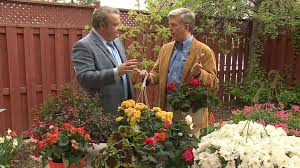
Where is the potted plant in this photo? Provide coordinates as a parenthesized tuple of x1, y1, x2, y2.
(167, 79, 219, 137)
(92, 99, 199, 168)
(30, 85, 115, 144)
(37, 123, 91, 168)
(0, 129, 22, 167)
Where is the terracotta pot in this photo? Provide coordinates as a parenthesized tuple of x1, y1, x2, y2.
(48, 155, 88, 168)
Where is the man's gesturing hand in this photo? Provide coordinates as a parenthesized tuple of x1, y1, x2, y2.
(117, 59, 138, 77)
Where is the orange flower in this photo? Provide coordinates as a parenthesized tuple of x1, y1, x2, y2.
(77, 127, 86, 136)
(84, 134, 91, 141)
(154, 132, 166, 142)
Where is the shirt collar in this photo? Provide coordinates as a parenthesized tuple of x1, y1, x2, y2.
(182, 35, 193, 50)
(92, 28, 109, 44)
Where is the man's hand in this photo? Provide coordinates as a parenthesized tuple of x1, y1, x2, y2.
(117, 59, 138, 77)
(191, 63, 203, 78)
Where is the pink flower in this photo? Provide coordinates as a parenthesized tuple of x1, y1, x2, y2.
(290, 129, 300, 137)
(164, 121, 172, 128)
(243, 106, 252, 116)
(291, 105, 300, 112)
(231, 109, 240, 115)
(276, 110, 289, 120)
(265, 103, 276, 109)
(253, 103, 263, 110)
(279, 102, 285, 109)
(273, 123, 289, 133)
(182, 146, 194, 163)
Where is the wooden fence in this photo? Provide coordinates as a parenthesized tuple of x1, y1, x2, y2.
(0, 0, 297, 133)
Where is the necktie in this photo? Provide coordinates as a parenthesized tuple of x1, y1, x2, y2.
(106, 41, 129, 100)
(175, 42, 183, 51)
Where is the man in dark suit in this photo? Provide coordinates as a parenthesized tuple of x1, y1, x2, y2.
(72, 6, 138, 114)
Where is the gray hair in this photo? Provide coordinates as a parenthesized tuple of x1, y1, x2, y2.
(92, 6, 120, 29)
(168, 8, 195, 32)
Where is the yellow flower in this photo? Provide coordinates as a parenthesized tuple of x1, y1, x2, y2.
(115, 116, 124, 122)
(130, 116, 139, 125)
(152, 107, 162, 112)
(121, 99, 135, 109)
(117, 106, 123, 111)
(155, 111, 163, 118)
(126, 107, 135, 118)
(135, 103, 147, 110)
(165, 112, 173, 122)
(133, 110, 141, 118)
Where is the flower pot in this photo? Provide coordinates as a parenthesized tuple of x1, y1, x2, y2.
(48, 155, 88, 168)
(167, 105, 208, 138)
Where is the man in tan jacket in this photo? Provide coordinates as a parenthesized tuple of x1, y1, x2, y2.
(142, 8, 217, 136)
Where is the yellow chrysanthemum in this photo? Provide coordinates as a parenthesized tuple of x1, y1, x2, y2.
(115, 116, 124, 122)
(133, 110, 141, 118)
(152, 107, 162, 112)
(121, 99, 136, 109)
(134, 103, 147, 111)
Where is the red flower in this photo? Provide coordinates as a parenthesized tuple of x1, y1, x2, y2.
(47, 133, 58, 145)
(77, 127, 86, 136)
(154, 132, 166, 142)
(182, 146, 194, 163)
(209, 112, 214, 124)
(48, 122, 55, 126)
(164, 121, 172, 128)
(37, 139, 45, 150)
(144, 137, 157, 145)
(167, 82, 176, 91)
(189, 79, 200, 86)
(62, 123, 75, 131)
(11, 130, 17, 137)
(219, 119, 223, 125)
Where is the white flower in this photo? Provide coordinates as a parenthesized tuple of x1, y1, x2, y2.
(49, 125, 54, 129)
(185, 115, 193, 125)
(6, 128, 12, 135)
(178, 132, 183, 136)
(6, 135, 11, 140)
(12, 139, 18, 148)
(193, 121, 300, 168)
(190, 123, 194, 130)
(0, 137, 4, 144)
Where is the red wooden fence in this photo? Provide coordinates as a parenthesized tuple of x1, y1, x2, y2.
(0, 0, 94, 133)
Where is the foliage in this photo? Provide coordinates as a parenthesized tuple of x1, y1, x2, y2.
(92, 100, 199, 168)
(278, 84, 300, 107)
(167, 79, 219, 112)
(31, 85, 115, 144)
(120, 0, 181, 71)
(37, 123, 91, 167)
(0, 129, 22, 167)
(232, 103, 300, 136)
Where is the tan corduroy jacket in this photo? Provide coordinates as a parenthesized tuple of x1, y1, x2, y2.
(148, 38, 218, 110)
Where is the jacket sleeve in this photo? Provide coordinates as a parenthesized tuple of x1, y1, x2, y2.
(72, 41, 116, 89)
(198, 48, 218, 89)
(148, 46, 164, 85)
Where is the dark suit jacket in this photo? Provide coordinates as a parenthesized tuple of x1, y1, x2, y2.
(72, 30, 134, 114)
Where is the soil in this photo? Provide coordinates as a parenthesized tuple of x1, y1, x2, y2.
(9, 139, 40, 168)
